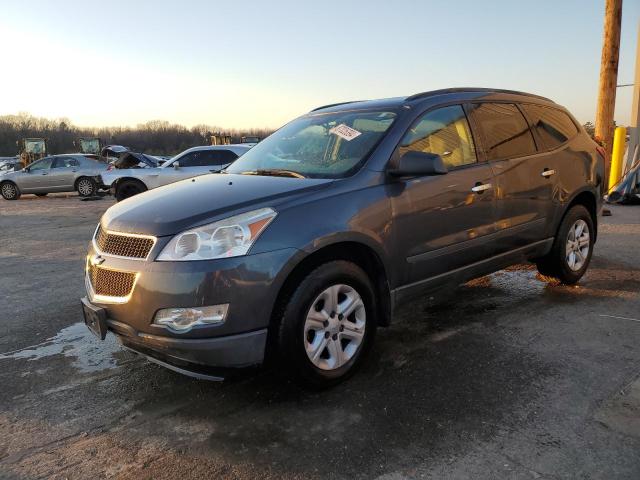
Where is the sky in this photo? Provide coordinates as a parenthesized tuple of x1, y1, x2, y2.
(0, 0, 638, 129)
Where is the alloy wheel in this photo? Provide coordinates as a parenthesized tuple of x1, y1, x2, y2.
(78, 179, 93, 196)
(565, 219, 590, 271)
(1, 183, 16, 199)
(303, 284, 366, 371)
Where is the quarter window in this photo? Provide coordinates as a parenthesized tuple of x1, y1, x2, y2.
(399, 105, 477, 168)
(522, 104, 578, 149)
(470, 103, 536, 160)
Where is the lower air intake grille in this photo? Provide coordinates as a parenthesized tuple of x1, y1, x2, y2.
(89, 264, 137, 298)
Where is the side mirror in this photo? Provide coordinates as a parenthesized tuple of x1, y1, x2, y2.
(388, 151, 448, 177)
(173, 161, 180, 169)
(23, 167, 30, 173)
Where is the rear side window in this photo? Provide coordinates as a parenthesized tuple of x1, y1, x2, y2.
(522, 105, 578, 150)
(470, 103, 536, 160)
(399, 105, 477, 168)
(53, 157, 79, 168)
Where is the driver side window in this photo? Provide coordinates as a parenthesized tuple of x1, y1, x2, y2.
(29, 158, 53, 171)
(400, 105, 477, 168)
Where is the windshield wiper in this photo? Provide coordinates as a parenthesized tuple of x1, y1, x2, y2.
(240, 169, 306, 179)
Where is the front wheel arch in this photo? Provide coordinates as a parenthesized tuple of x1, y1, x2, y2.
(114, 178, 147, 201)
(267, 241, 391, 361)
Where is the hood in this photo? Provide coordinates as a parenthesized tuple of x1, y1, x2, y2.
(114, 152, 158, 168)
(101, 173, 333, 236)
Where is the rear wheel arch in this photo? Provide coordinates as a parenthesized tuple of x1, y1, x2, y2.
(560, 190, 598, 242)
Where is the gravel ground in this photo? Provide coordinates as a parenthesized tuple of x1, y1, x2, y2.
(0, 194, 639, 479)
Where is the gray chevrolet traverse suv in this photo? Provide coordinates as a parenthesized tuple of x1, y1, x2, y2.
(81, 88, 604, 388)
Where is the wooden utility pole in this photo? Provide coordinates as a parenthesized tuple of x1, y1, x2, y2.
(595, 0, 623, 182)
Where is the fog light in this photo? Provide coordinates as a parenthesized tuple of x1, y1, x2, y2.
(154, 304, 228, 332)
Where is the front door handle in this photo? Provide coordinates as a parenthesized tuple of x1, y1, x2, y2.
(541, 168, 556, 178)
(471, 182, 492, 193)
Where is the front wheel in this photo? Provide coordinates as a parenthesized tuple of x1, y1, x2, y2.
(536, 205, 594, 284)
(115, 180, 146, 201)
(76, 177, 97, 197)
(1, 182, 20, 200)
(275, 260, 377, 388)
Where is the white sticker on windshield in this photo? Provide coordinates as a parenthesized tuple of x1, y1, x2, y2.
(329, 124, 362, 141)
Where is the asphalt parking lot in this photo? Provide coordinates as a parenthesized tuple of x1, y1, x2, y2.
(1, 194, 639, 479)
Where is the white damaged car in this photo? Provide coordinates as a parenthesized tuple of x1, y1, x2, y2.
(101, 145, 251, 201)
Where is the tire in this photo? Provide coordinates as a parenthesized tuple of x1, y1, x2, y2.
(76, 177, 97, 198)
(274, 260, 377, 388)
(536, 205, 594, 284)
(115, 180, 146, 202)
(35, 193, 48, 197)
(1, 181, 20, 200)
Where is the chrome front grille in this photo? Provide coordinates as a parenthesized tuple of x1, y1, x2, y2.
(88, 263, 137, 299)
(95, 226, 155, 259)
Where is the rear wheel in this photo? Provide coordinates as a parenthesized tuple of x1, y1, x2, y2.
(1, 181, 20, 200)
(274, 260, 377, 388)
(115, 180, 146, 201)
(76, 177, 97, 197)
(536, 205, 594, 284)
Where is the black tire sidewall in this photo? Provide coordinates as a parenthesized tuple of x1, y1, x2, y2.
(277, 261, 377, 388)
(116, 181, 143, 201)
(554, 205, 594, 284)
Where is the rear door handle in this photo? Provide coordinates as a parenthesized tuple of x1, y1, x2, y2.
(471, 182, 492, 193)
(541, 168, 556, 178)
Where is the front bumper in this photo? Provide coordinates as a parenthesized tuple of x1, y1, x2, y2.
(83, 243, 301, 375)
(109, 313, 267, 379)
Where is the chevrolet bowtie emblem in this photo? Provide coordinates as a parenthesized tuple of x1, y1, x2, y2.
(91, 254, 105, 266)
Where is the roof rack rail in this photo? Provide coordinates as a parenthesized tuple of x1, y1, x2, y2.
(310, 100, 363, 112)
(406, 88, 553, 103)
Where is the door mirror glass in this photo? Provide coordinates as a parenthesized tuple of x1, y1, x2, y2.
(389, 151, 448, 177)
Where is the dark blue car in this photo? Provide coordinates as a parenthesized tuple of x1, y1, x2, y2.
(81, 88, 604, 387)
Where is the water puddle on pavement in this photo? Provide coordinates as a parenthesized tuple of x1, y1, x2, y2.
(0, 322, 121, 373)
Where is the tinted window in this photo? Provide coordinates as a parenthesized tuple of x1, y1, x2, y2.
(53, 157, 80, 168)
(523, 105, 578, 149)
(399, 105, 477, 168)
(178, 150, 238, 167)
(214, 150, 239, 165)
(471, 103, 536, 160)
(28, 157, 53, 171)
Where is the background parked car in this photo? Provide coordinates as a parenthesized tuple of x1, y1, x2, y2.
(0, 154, 108, 200)
(0, 157, 21, 176)
(101, 144, 251, 201)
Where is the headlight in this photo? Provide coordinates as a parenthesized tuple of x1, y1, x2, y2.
(157, 207, 277, 261)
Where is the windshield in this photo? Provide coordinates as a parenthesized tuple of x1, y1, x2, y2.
(226, 110, 397, 178)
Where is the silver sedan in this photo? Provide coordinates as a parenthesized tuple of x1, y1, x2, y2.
(0, 155, 108, 200)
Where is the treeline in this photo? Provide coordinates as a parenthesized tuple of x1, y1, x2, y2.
(0, 113, 274, 156)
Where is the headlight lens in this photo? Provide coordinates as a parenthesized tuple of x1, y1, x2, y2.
(157, 208, 277, 261)
(154, 304, 229, 332)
